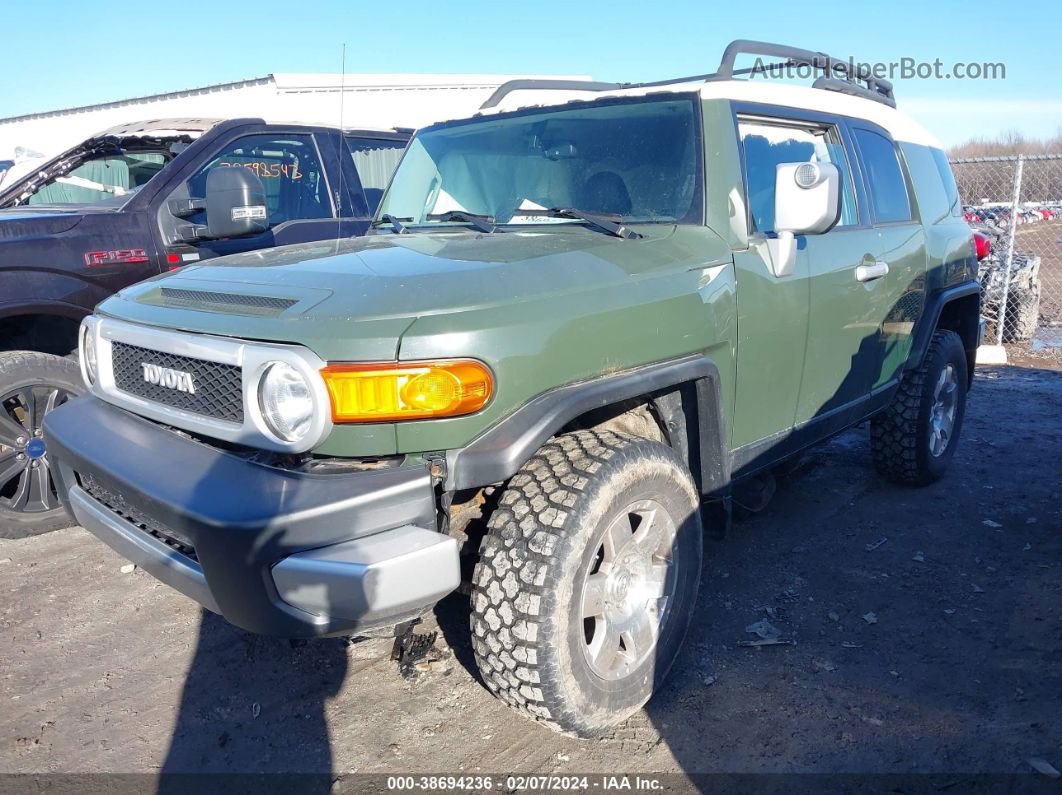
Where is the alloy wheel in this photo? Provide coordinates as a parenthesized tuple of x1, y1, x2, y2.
(579, 498, 678, 680)
(928, 364, 959, 457)
(0, 385, 72, 515)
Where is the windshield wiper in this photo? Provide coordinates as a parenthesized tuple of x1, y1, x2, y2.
(426, 210, 496, 234)
(371, 214, 411, 234)
(509, 207, 641, 239)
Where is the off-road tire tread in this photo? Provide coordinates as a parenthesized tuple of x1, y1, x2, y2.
(0, 350, 78, 376)
(469, 429, 641, 735)
(870, 330, 961, 486)
(1002, 281, 1041, 343)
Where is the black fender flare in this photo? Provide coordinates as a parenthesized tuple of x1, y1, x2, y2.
(906, 280, 981, 371)
(444, 354, 729, 495)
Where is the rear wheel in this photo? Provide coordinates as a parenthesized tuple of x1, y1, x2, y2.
(0, 351, 82, 538)
(470, 430, 702, 737)
(870, 330, 967, 486)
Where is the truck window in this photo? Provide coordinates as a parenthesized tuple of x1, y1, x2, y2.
(380, 96, 703, 226)
(738, 118, 858, 233)
(853, 128, 912, 224)
(27, 152, 167, 206)
(186, 134, 332, 226)
(345, 137, 406, 213)
(930, 147, 963, 217)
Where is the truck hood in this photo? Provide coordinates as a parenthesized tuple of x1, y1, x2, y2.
(101, 226, 700, 361)
(0, 207, 87, 238)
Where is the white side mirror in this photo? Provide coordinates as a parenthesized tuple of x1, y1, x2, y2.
(767, 162, 841, 277)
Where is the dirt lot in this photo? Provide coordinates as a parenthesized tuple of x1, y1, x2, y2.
(1, 365, 1060, 787)
(1014, 219, 1061, 327)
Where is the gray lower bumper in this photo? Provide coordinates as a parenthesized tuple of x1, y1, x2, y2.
(45, 396, 460, 637)
(68, 484, 459, 629)
(272, 526, 460, 623)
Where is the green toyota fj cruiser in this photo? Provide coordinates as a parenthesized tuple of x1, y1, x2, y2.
(44, 41, 983, 737)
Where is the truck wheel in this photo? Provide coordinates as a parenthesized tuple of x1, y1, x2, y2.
(0, 351, 83, 538)
(470, 430, 702, 737)
(870, 330, 967, 486)
(1001, 280, 1041, 343)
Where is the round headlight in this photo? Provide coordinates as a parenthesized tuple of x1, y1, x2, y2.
(257, 362, 314, 443)
(79, 323, 98, 386)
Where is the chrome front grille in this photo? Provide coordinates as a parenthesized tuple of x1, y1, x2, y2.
(86, 315, 332, 453)
(111, 341, 244, 423)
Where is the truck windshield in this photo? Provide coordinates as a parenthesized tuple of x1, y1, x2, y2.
(26, 150, 169, 206)
(378, 96, 702, 227)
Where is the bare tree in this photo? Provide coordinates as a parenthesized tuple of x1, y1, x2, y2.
(949, 130, 1062, 159)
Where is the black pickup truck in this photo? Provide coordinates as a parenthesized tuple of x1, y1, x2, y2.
(0, 117, 409, 536)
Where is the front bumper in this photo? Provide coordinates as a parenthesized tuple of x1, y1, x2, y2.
(43, 396, 459, 637)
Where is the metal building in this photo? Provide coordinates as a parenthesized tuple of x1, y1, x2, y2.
(0, 72, 589, 162)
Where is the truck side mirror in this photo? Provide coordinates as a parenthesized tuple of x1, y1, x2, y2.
(205, 167, 269, 239)
(767, 162, 841, 277)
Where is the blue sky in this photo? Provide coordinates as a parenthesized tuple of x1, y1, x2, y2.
(3, 0, 1059, 146)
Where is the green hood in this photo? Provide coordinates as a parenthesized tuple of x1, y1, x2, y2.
(100, 226, 706, 361)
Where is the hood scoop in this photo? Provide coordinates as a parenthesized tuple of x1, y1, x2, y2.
(121, 276, 333, 318)
(157, 287, 299, 316)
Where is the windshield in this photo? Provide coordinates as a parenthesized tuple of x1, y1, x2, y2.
(26, 149, 170, 206)
(378, 96, 703, 227)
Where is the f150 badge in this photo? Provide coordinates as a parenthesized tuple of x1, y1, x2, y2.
(141, 363, 196, 394)
(84, 248, 149, 267)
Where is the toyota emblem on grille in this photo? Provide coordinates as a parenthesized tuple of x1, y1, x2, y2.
(141, 362, 196, 394)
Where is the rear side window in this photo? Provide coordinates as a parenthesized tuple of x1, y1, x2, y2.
(930, 147, 962, 216)
(27, 151, 169, 206)
(345, 137, 406, 214)
(738, 118, 859, 233)
(854, 128, 912, 223)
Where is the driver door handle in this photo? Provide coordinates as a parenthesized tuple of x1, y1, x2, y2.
(855, 261, 890, 282)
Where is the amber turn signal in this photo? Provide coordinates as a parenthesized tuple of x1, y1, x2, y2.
(320, 359, 493, 423)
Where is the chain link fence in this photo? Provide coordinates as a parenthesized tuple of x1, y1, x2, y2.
(950, 154, 1062, 350)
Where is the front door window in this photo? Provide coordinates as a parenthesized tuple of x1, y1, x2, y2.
(185, 134, 332, 227)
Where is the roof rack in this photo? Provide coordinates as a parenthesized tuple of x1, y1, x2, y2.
(479, 39, 897, 111)
(717, 40, 896, 107)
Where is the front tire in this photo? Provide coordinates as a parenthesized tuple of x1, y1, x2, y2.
(470, 430, 702, 737)
(870, 330, 968, 486)
(0, 351, 83, 538)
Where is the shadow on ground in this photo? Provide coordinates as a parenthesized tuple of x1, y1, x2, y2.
(159, 611, 345, 788)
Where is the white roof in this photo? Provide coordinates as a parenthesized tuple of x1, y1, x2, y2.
(482, 78, 941, 148)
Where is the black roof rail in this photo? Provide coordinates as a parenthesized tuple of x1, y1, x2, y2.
(478, 40, 897, 111)
(479, 79, 626, 110)
(716, 40, 896, 108)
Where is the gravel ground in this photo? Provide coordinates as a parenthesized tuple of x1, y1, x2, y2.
(1, 365, 1060, 785)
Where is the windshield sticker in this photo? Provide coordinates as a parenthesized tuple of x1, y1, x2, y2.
(513, 199, 566, 224)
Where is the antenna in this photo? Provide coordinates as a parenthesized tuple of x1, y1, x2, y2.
(335, 42, 346, 250)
